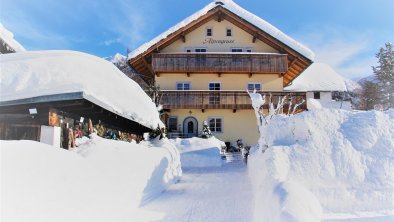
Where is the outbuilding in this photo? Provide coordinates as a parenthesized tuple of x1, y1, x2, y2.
(0, 50, 162, 147)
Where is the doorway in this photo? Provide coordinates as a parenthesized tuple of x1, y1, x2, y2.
(183, 117, 198, 138)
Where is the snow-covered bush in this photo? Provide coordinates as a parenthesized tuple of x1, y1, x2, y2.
(201, 121, 212, 138)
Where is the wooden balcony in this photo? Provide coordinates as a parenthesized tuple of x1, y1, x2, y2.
(161, 90, 306, 111)
(152, 53, 288, 74)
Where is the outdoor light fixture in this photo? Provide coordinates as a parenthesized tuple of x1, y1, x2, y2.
(29, 108, 37, 115)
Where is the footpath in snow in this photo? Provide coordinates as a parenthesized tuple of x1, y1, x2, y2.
(142, 161, 253, 222)
(141, 137, 254, 222)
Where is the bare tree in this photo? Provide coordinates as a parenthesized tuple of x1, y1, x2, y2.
(248, 90, 305, 153)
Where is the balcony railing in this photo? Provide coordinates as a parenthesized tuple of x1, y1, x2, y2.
(161, 91, 306, 110)
(152, 53, 288, 73)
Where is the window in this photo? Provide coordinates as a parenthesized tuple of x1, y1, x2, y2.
(231, 48, 243, 53)
(208, 117, 223, 133)
(313, 92, 321, 99)
(194, 48, 207, 64)
(206, 28, 212, 36)
(209, 82, 221, 105)
(187, 121, 194, 133)
(168, 117, 178, 132)
(247, 83, 262, 92)
(176, 82, 191, 90)
(231, 48, 243, 63)
(194, 48, 207, 52)
(209, 82, 221, 90)
(246, 48, 253, 53)
(226, 28, 232, 37)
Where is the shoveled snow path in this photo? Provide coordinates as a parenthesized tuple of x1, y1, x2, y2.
(142, 162, 253, 222)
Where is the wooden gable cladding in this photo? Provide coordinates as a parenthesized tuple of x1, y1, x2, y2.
(128, 5, 312, 86)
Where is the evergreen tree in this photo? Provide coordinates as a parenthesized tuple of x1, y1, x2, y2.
(201, 121, 212, 138)
(372, 42, 394, 109)
(359, 80, 380, 110)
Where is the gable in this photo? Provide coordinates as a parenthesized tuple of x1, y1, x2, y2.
(128, 1, 314, 86)
(161, 19, 278, 53)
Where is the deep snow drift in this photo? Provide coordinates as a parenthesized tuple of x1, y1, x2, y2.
(248, 108, 394, 221)
(1, 136, 181, 222)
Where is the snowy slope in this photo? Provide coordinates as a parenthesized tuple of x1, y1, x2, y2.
(1, 136, 181, 222)
(248, 109, 394, 221)
(128, 0, 314, 61)
(0, 23, 25, 52)
(285, 63, 349, 91)
(0, 50, 162, 129)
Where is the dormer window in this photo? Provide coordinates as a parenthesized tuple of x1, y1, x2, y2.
(206, 28, 213, 36)
(226, 28, 232, 37)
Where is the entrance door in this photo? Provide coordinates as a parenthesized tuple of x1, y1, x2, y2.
(183, 117, 198, 138)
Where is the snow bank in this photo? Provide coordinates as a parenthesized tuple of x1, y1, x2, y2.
(0, 23, 25, 52)
(0, 50, 162, 129)
(248, 109, 394, 221)
(1, 136, 181, 222)
(128, 0, 314, 61)
(170, 137, 225, 168)
(285, 63, 348, 92)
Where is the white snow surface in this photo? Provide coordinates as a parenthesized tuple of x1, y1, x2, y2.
(0, 23, 25, 52)
(128, 0, 314, 61)
(170, 137, 225, 168)
(1, 135, 181, 222)
(248, 108, 394, 221)
(0, 50, 163, 129)
(285, 63, 349, 92)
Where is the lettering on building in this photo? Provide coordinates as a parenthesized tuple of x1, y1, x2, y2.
(203, 38, 235, 44)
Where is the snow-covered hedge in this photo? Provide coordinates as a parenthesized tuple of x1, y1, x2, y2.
(248, 109, 394, 221)
(1, 136, 181, 222)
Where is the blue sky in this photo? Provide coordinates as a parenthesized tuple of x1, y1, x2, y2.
(1, 0, 393, 79)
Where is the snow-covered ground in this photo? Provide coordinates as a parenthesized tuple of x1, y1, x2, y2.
(170, 137, 225, 168)
(1, 136, 181, 222)
(2, 110, 393, 222)
(142, 162, 253, 222)
(248, 107, 394, 222)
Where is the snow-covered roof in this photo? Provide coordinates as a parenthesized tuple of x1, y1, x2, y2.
(0, 23, 26, 53)
(284, 63, 348, 92)
(0, 50, 162, 129)
(128, 0, 314, 61)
